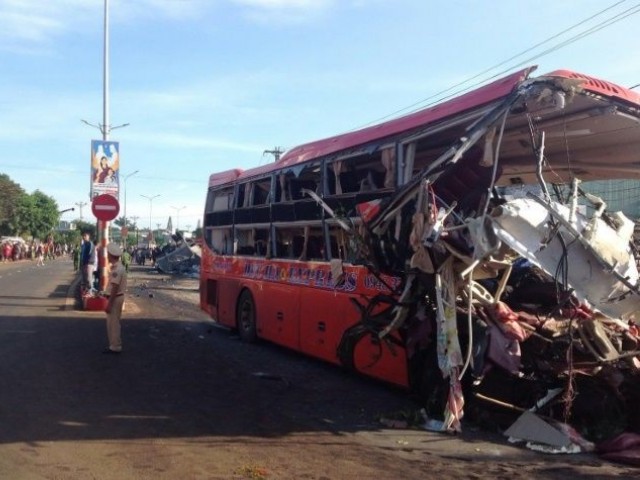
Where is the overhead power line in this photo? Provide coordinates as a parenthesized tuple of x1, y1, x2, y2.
(357, 0, 640, 129)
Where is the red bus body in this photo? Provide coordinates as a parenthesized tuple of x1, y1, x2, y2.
(201, 254, 407, 385)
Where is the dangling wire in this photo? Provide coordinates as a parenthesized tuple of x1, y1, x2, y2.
(458, 267, 475, 380)
(480, 109, 509, 218)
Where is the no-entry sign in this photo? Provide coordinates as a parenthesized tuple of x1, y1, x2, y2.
(91, 194, 120, 221)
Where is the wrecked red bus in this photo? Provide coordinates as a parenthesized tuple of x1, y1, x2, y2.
(201, 66, 640, 437)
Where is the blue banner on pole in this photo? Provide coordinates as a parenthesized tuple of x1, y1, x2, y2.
(90, 140, 120, 199)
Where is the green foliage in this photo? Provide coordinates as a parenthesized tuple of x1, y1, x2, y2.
(54, 229, 82, 246)
(74, 220, 97, 238)
(13, 193, 36, 236)
(28, 190, 59, 239)
(0, 174, 60, 239)
(0, 174, 25, 235)
(113, 215, 138, 230)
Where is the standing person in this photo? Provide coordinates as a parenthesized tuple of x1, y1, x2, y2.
(36, 244, 45, 266)
(121, 247, 132, 272)
(91, 240, 100, 290)
(80, 232, 95, 290)
(72, 244, 80, 271)
(103, 243, 127, 354)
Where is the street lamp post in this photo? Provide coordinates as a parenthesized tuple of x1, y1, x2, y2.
(122, 170, 139, 248)
(80, 0, 130, 294)
(170, 205, 186, 234)
(141, 194, 160, 248)
(74, 201, 88, 220)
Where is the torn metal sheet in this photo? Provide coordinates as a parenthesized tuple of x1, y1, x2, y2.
(156, 241, 201, 274)
(504, 411, 572, 448)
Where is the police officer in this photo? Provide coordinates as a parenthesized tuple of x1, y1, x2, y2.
(103, 243, 127, 354)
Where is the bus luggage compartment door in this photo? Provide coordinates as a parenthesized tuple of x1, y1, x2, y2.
(259, 283, 300, 349)
(299, 289, 347, 365)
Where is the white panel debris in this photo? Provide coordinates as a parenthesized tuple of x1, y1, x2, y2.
(491, 198, 640, 322)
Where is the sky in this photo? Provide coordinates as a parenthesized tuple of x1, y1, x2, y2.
(0, 0, 639, 234)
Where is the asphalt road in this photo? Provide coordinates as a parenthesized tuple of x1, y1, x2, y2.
(0, 257, 637, 479)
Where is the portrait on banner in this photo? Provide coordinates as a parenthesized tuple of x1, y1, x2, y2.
(90, 140, 120, 199)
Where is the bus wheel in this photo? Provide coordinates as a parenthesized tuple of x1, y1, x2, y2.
(236, 290, 257, 343)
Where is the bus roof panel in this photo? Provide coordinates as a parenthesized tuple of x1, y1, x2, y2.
(544, 69, 640, 105)
(208, 169, 243, 188)
(224, 68, 535, 185)
(276, 67, 536, 168)
(237, 162, 281, 182)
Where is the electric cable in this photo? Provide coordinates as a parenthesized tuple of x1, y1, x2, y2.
(355, 1, 640, 129)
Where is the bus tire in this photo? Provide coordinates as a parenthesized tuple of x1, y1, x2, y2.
(236, 289, 257, 343)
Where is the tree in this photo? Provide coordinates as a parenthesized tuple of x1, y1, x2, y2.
(0, 174, 25, 235)
(27, 190, 59, 239)
(12, 192, 36, 237)
(54, 229, 82, 247)
(114, 216, 137, 230)
(74, 220, 97, 238)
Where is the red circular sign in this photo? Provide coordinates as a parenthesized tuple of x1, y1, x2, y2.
(92, 194, 120, 221)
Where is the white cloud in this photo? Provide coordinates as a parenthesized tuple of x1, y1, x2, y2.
(231, 0, 334, 24)
(233, 0, 332, 7)
(0, 0, 213, 53)
(0, 1, 77, 53)
(1, 11, 63, 43)
(0, 0, 380, 51)
(111, 0, 213, 21)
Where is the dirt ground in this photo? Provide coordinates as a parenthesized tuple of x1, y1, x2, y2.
(120, 266, 639, 480)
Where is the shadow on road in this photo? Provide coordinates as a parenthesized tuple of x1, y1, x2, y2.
(0, 309, 417, 445)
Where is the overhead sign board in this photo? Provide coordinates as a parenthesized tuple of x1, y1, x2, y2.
(92, 194, 120, 221)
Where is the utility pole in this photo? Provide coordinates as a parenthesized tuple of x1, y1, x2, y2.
(79, 0, 129, 293)
(141, 194, 160, 247)
(263, 146, 285, 162)
(75, 201, 88, 220)
(98, 0, 110, 292)
(170, 205, 186, 233)
(122, 170, 139, 249)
